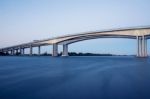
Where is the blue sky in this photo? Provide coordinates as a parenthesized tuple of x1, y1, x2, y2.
(0, 0, 150, 55)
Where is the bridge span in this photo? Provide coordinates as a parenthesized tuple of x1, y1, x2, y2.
(0, 26, 150, 57)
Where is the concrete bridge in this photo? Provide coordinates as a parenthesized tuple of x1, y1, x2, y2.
(0, 26, 150, 57)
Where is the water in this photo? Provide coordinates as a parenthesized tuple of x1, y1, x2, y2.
(0, 56, 150, 99)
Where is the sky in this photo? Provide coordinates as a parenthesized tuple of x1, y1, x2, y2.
(0, 0, 150, 55)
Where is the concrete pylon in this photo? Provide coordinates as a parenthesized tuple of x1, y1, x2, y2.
(22, 48, 25, 55)
(10, 50, 13, 55)
(139, 37, 142, 57)
(38, 46, 41, 55)
(137, 36, 139, 57)
(62, 44, 68, 56)
(12, 49, 14, 55)
(145, 38, 148, 57)
(30, 45, 33, 56)
(52, 44, 58, 57)
(16, 49, 18, 55)
(137, 36, 148, 57)
(19, 47, 22, 55)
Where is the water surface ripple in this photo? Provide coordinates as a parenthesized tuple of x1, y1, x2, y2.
(0, 56, 150, 99)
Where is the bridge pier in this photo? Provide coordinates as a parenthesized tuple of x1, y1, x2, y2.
(62, 44, 68, 56)
(3, 51, 6, 54)
(21, 48, 25, 55)
(30, 45, 33, 56)
(16, 49, 18, 55)
(11, 49, 14, 55)
(7, 51, 9, 55)
(10, 50, 13, 55)
(137, 36, 148, 57)
(52, 44, 58, 57)
(19, 47, 22, 55)
(38, 46, 41, 55)
(145, 38, 147, 56)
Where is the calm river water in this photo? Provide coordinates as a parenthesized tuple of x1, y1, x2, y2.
(0, 56, 150, 99)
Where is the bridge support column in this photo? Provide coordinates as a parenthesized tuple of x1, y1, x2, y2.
(16, 49, 18, 55)
(19, 47, 22, 55)
(52, 44, 58, 57)
(144, 37, 148, 57)
(10, 50, 13, 55)
(22, 48, 25, 55)
(139, 37, 142, 57)
(30, 45, 33, 56)
(5, 51, 9, 54)
(38, 46, 41, 55)
(7, 51, 9, 55)
(11, 49, 14, 55)
(137, 36, 139, 57)
(62, 44, 68, 56)
(137, 36, 148, 58)
(145, 38, 148, 56)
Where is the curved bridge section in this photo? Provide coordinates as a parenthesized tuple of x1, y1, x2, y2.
(0, 26, 150, 57)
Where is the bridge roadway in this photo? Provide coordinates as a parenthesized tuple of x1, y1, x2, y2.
(0, 26, 150, 57)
